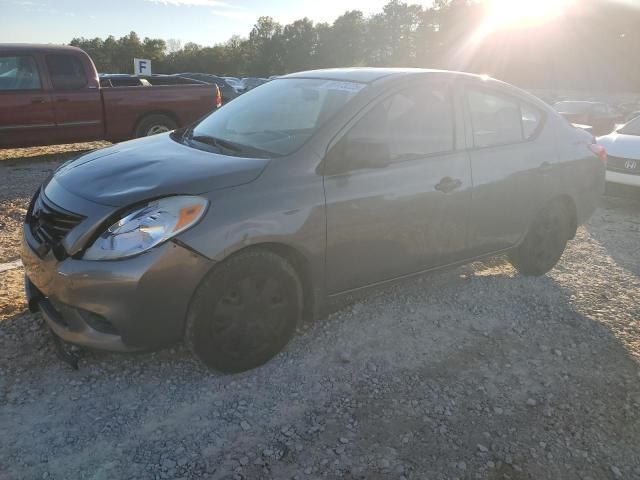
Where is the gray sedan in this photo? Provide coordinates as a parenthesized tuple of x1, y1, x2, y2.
(22, 68, 605, 372)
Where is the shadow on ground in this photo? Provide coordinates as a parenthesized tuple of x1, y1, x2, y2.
(1, 229, 639, 478)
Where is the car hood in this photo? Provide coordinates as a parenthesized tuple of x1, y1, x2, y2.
(597, 133, 640, 160)
(53, 133, 270, 207)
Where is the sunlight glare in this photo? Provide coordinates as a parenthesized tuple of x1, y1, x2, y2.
(483, 0, 575, 30)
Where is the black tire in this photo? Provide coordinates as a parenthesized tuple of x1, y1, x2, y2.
(185, 249, 302, 373)
(135, 114, 177, 138)
(509, 200, 572, 276)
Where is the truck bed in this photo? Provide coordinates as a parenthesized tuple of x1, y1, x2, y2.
(100, 83, 217, 142)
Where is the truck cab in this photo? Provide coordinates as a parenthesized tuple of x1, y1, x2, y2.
(0, 44, 218, 148)
(0, 44, 103, 147)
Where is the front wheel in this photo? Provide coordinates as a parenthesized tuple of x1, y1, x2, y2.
(135, 114, 177, 138)
(185, 250, 302, 373)
(509, 200, 572, 276)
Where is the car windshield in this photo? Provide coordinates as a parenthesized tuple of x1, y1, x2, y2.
(553, 102, 590, 114)
(184, 78, 366, 156)
(618, 115, 640, 135)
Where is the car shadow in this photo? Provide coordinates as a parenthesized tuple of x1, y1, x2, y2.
(586, 195, 640, 276)
(1, 243, 639, 478)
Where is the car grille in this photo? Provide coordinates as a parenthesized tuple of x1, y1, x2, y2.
(28, 190, 84, 253)
(607, 155, 640, 176)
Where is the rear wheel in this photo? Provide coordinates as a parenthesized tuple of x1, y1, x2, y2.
(185, 250, 302, 373)
(135, 114, 177, 138)
(509, 200, 572, 276)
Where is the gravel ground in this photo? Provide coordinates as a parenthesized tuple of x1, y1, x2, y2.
(1, 145, 639, 480)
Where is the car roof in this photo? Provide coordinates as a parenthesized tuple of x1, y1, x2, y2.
(281, 67, 484, 84)
(0, 43, 85, 54)
(555, 100, 605, 106)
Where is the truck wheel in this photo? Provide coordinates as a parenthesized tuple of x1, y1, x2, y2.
(185, 249, 302, 373)
(508, 200, 572, 276)
(135, 114, 177, 137)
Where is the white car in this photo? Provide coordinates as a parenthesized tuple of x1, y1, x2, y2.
(597, 116, 640, 189)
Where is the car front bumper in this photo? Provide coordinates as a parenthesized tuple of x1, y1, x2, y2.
(22, 232, 214, 352)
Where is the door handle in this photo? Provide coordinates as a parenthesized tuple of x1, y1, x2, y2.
(435, 176, 462, 194)
(30, 97, 45, 104)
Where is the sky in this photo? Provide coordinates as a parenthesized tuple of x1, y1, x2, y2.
(2, 0, 434, 47)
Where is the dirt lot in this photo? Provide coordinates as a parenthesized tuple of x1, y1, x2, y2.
(1, 144, 639, 480)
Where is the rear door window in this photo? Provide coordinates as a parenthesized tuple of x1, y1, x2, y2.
(467, 87, 543, 147)
(468, 89, 522, 147)
(0, 55, 41, 90)
(45, 54, 87, 90)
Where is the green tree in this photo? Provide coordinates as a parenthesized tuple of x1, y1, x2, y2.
(281, 18, 317, 73)
(246, 16, 284, 76)
(315, 11, 367, 68)
(64, 0, 640, 91)
(366, 1, 424, 66)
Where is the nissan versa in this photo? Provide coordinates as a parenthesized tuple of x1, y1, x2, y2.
(22, 68, 606, 372)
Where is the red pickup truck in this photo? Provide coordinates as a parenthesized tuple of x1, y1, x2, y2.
(0, 44, 220, 148)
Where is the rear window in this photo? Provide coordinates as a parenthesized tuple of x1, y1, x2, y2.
(45, 54, 87, 90)
(0, 55, 41, 90)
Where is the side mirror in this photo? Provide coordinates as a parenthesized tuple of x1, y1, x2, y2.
(324, 138, 391, 176)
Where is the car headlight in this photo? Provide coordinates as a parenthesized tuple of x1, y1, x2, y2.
(83, 196, 209, 261)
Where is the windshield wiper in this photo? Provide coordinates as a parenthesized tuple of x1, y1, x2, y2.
(189, 134, 243, 153)
(187, 132, 278, 158)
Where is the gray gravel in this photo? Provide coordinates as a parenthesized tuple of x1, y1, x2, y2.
(1, 154, 639, 480)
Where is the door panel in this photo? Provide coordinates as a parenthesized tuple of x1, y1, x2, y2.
(466, 141, 554, 254)
(464, 85, 556, 256)
(45, 54, 103, 143)
(324, 83, 471, 294)
(50, 90, 103, 143)
(325, 152, 471, 293)
(0, 54, 56, 147)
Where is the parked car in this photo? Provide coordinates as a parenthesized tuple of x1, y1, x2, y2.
(0, 44, 220, 148)
(626, 110, 640, 123)
(175, 72, 238, 104)
(553, 100, 624, 136)
(615, 102, 640, 123)
(597, 115, 640, 191)
(22, 68, 605, 372)
(241, 77, 269, 91)
(222, 76, 245, 94)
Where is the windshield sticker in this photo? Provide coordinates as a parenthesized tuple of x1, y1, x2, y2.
(319, 81, 366, 93)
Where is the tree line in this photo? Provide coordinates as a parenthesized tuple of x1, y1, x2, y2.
(70, 0, 640, 91)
